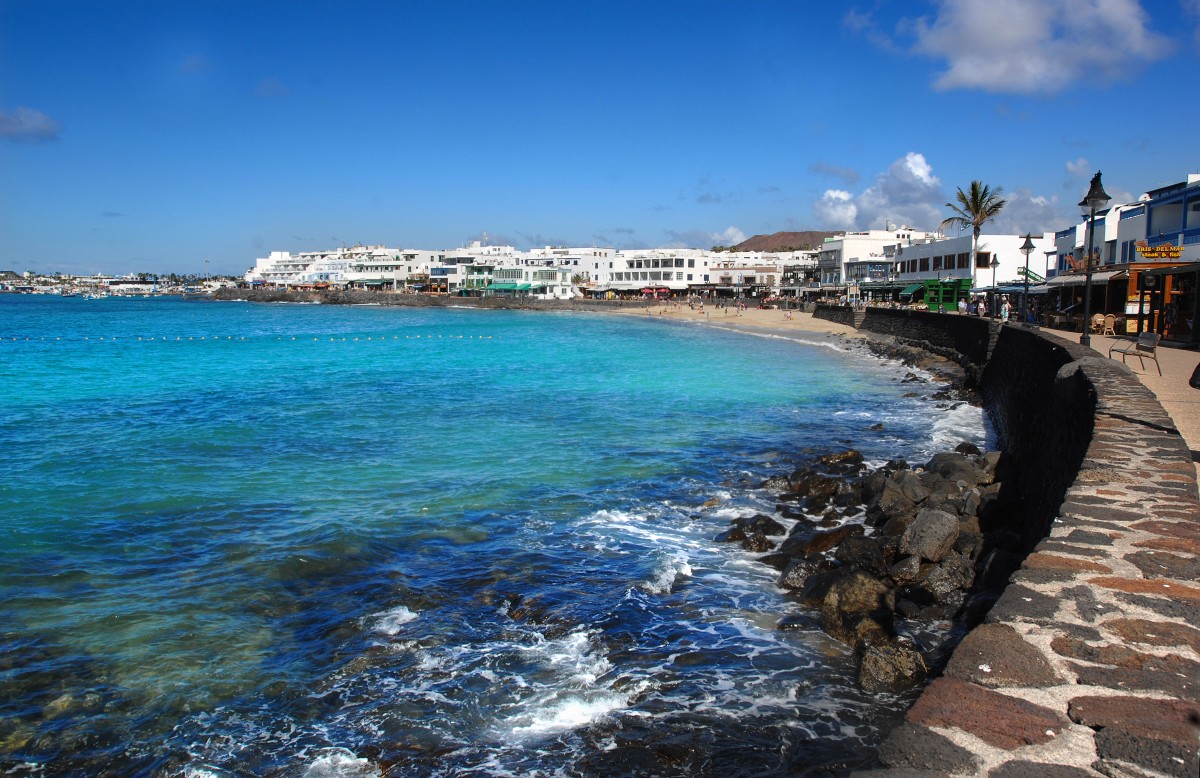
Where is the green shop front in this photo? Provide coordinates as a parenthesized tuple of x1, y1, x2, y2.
(859, 278, 972, 308)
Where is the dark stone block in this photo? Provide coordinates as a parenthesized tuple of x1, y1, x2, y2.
(1071, 663, 1200, 702)
(905, 677, 1065, 750)
(1127, 550, 1200, 581)
(1061, 529, 1113, 545)
(1032, 540, 1106, 557)
(985, 585, 1062, 625)
(1062, 585, 1120, 623)
(1095, 726, 1199, 778)
(875, 723, 980, 774)
(1116, 593, 1200, 628)
(945, 623, 1061, 688)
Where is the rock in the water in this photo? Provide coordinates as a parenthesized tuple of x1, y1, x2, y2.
(899, 509, 960, 562)
(758, 475, 792, 493)
(777, 523, 863, 557)
(714, 526, 746, 543)
(858, 641, 928, 693)
(833, 535, 893, 577)
(732, 513, 786, 536)
(778, 554, 836, 590)
(954, 441, 982, 456)
(741, 531, 775, 553)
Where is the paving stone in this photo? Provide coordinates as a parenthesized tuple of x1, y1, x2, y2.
(849, 769, 945, 777)
(1126, 550, 1200, 580)
(1023, 552, 1112, 574)
(1088, 576, 1200, 602)
(1130, 520, 1200, 542)
(1034, 541, 1107, 557)
(1071, 663, 1200, 701)
(985, 584, 1063, 626)
(875, 722, 980, 774)
(1068, 695, 1200, 747)
(1134, 536, 1200, 556)
(1116, 592, 1200, 628)
(1059, 504, 1144, 524)
(1061, 529, 1114, 546)
(1062, 585, 1120, 622)
(1094, 726, 1198, 778)
(905, 677, 1065, 750)
(945, 623, 1061, 688)
(1010, 568, 1074, 586)
(1103, 617, 1200, 653)
(989, 762, 1095, 778)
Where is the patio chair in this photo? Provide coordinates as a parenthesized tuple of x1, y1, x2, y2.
(1102, 314, 1117, 336)
(1108, 332, 1162, 376)
(1091, 313, 1105, 333)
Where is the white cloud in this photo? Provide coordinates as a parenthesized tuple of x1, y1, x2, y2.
(909, 0, 1171, 94)
(989, 189, 1066, 234)
(813, 152, 944, 231)
(1065, 157, 1090, 177)
(814, 189, 858, 230)
(0, 107, 61, 143)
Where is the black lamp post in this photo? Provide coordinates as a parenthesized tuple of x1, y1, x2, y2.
(989, 256, 1000, 319)
(1019, 234, 1036, 324)
(1078, 171, 1111, 347)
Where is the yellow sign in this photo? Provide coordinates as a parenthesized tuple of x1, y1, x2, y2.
(1136, 245, 1183, 259)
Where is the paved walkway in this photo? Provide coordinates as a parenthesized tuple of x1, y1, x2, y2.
(1040, 326, 1200, 483)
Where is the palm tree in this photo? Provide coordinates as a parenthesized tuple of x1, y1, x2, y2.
(941, 181, 1007, 286)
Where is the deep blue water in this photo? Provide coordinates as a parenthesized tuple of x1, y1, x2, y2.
(0, 295, 987, 776)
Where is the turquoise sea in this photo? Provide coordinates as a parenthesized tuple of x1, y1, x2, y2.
(0, 296, 988, 776)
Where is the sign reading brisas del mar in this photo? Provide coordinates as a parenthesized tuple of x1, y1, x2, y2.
(1135, 244, 1184, 260)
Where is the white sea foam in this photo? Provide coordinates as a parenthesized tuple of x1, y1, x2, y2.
(302, 747, 378, 777)
(371, 605, 418, 635)
(642, 552, 692, 594)
(506, 692, 627, 737)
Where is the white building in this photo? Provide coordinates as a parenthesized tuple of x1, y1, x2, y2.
(817, 229, 939, 291)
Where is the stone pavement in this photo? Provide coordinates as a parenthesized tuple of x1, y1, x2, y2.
(1042, 327, 1200, 484)
(867, 329, 1200, 777)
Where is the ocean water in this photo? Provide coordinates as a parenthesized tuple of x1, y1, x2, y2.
(0, 296, 988, 776)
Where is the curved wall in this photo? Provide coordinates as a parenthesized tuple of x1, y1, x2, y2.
(814, 305, 1200, 776)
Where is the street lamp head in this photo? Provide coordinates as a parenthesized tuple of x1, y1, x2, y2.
(1019, 235, 1037, 257)
(1078, 171, 1111, 212)
(989, 257, 1001, 270)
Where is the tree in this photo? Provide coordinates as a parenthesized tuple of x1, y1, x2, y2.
(940, 181, 1007, 285)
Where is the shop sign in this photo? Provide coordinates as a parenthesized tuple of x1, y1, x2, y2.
(1135, 244, 1183, 259)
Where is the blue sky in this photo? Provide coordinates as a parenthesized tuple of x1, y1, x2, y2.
(2, 0, 1198, 275)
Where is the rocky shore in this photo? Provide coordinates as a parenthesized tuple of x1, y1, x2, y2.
(717, 440, 1022, 697)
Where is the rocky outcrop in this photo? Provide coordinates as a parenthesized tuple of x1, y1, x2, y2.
(719, 444, 1025, 696)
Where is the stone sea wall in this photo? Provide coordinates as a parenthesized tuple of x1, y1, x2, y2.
(814, 305, 1200, 777)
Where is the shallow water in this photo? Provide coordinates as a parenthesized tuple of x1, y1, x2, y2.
(0, 296, 989, 776)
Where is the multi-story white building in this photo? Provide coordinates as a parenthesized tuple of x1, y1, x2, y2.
(817, 229, 939, 290)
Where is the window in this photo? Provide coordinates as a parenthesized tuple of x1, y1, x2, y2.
(919, 258, 930, 272)
(957, 253, 969, 269)
(688, 259, 695, 268)
(976, 252, 991, 269)
(933, 257, 942, 271)
(687, 274, 693, 281)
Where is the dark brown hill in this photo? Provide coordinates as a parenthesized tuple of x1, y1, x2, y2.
(731, 231, 840, 252)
